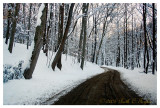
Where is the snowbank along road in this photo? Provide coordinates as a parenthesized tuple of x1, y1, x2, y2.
(53, 67, 151, 105)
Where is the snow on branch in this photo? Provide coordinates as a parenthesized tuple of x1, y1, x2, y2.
(36, 3, 45, 26)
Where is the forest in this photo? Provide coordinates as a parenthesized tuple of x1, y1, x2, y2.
(3, 3, 157, 78)
(3, 3, 157, 105)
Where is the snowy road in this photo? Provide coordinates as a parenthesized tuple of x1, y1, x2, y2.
(52, 68, 151, 105)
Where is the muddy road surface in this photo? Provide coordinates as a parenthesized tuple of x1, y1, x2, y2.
(53, 68, 150, 105)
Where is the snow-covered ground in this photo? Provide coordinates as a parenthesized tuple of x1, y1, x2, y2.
(3, 40, 157, 105)
(3, 41, 104, 105)
(103, 66, 157, 104)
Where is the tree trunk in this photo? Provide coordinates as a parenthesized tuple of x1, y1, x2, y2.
(27, 3, 32, 49)
(8, 3, 20, 53)
(123, 15, 126, 68)
(116, 7, 120, 67)
(143, 3, 147, 74)
(44, 4, 53, 56)
(131, 6, 134, 70)
(92, 15, 97, 63)
(5, 4, 12, 44)
(42, 4, 48, 52)
(57, 3, 64, 70)
(54, 4, 58, 52)
(23, 4, 48, 79)
(80, 3, 89, 70)
(5, 18, 10, 44)
(152, 3, 156, 74)
(125, 4, 128, 69)
(51, 3, 75, 71)
(23, 3, 26, 26)
(95, 17, 107, 64)
(136, 30, 141, 68)
(78, 15, 84, 63)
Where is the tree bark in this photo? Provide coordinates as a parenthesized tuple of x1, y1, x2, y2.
(8, 3, 20, 53)
(23, 3, 26, 26)
(125, 4, 128, 69)
(44, 4, 53, 56)
(54, 4, 58, 52)
(143, 3, 149, 74)
(27, 3, 32, 49)
(5, 17, 10, 44)
(92, 15, 97, 63)
(5, 4, 12, 44)
(42, 4, 48, 52)
(57, 3, 64, 70)
(80, 3, 89, 70)
(23, 3, 48, 79)
(136, 29, 140, 68)
(51, 3, 75, 71)
(116, 7, 120, 67)
(123, 14, 126, 68)
(78, 15, 84, 63)
(131, 5, 134, 70)
(152, 3, 156, 74)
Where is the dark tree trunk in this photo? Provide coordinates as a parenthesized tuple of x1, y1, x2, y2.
(125, 4, 128, 69)
(78, 15, 84, 63)
(92, 15, 97, 63)
(8, 3, 20, 53)
(5, 5, 12, 44)
(143, 3, 149, 74)
(51, 3, 75, 71)
(116, 7, 120, 67)
(143, 3, 146, 73)
(23, 4, 48, 79)
(136, 30, 141, 68)
(44, 4, 53, 56)
(152, 3, 156, 74)
(42, 4, 48, 52)
(27, 3, 32, 49)
(23, 3, 26, 26)
(131, 6, 134, 70)
(64, 4, 69, 55)
(80, 3, 89, 70)
(143, 3, 147, 74)
(5, 18, 10, 44)
(54, 4, 58, 52)
(123, 16, 126, 68)
(57, 3, 64, 70)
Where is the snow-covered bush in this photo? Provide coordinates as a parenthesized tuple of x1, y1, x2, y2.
(3, 61, 24, 83)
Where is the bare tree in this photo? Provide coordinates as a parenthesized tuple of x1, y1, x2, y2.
(143, 3, 149, 74)
(51, 3, 75, 71)
(116, 7, 120, 67)
(95, 4, 116, 64)
(44, 4, 53, 56)
(8, 3, 20, 53)
(80, 3, 89, 70)
(57, 3, 64, 70)
(27, 3, 32, 49)
(5, 3, 13, 44)
(125, 3, 128, 69)
(152, 3, 156, 74)
(78, 10, 84, 63)
(41, 4, 48, 53)
(92, 10, 98, 63)
(131, 5, 134, 70)
(23, 3, 48, 79)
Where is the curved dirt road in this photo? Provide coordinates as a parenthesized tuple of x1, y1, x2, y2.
(53, 68, 150, 105)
